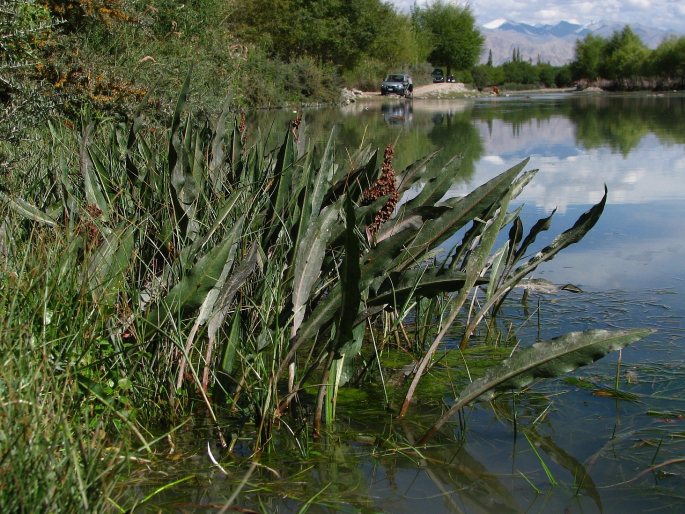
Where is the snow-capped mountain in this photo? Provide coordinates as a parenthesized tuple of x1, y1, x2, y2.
(480, 20, 674, 66)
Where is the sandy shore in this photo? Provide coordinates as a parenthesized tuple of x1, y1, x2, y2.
(355, 83, 578, 100)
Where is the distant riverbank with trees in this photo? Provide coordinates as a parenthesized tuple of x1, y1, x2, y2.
(2, 0, 684, 142)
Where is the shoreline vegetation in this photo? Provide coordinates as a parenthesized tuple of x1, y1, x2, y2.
(0, 1, 677, 511)
(1, 71, 652, 511)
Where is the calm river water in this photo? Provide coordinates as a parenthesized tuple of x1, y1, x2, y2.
(134, 93, 685, 513)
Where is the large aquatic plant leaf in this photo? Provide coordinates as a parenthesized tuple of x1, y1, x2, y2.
(147, 216, 245, 325)
(460, 186, 608, 347)
(398, 158, 529, 271)
(334, 195, 362, 354)
(0, 192, 58, 226)
(394, 150, 441, 195)
(418, 328, 654, 444)
(310, 129, 336, 219)
(208, 99, 231, 193)
(369, 267, 483, 307)
(281, 225, 418, 378)
(400, 185, 518, 417)
(399, 155, 461, 213)
(87, 224, 135, 306)
(168, 70, 194, 239)
(374, 205, 450, 243)
(80, 122, 110, 218)
(291, 202, 339, 335)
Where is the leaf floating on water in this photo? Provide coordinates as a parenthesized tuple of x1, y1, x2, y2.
(418, 328, 654, 444)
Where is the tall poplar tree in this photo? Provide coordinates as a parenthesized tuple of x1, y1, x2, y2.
(411, 1, 483, 76)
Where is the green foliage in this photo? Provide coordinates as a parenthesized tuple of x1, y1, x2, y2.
(600, 26, 650, 82)
(650, 36, 685, 86)
(1, 0, 59, 140)
(555, 65, 573, 87)
(227, 0, 412, 71)
(412, 1, 484, 75)
(572, 34, 605, 81)
(472, 59, 566, 90)
(537, 63, 557, 87)
(419, 328, 653, 443)
(501, 59, 539, 85)
(571, 25, 685, 89)
(1, 76, 637, 457)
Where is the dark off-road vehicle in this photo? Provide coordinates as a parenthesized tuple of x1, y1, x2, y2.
(431, 68, 445, 83)
(380, 73, 413, 98)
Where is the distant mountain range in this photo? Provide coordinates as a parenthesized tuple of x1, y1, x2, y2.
(480, 19, 677, 66)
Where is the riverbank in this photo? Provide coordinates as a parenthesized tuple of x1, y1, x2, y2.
(346, 83, 583, 103)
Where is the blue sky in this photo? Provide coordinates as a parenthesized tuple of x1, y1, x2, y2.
(388, 0, 685, 33)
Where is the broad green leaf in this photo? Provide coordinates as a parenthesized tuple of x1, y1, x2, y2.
(208, 99, 231, 192)
(170, 116, 200, 241)
(513, 208, 556, 263)
(399, 155, 461, 213)
(147, 216, 244, 324)
(125, 111, 143, 190)
(87, 146, 115, 211)
(271, 129, 296, 217)
(193, 216, 246, 326)
(87, 224, 135, 306)
(361, 224, 419, 279)
(220, 310, 242, 375)
(418, 328, 654, 444)
(207, 241, 261, 340)
(334, 195, 362, 354)
(229, 120, 244, 179)
(80, 122, 110, 217)
(291, 225, 418, 357)
(461, 186, 608, 347)
(401, 185, 517, 415)
(394, 150, 441, 195)
(486, 242, 509, 301)
(326, 147, 378, 205)
(292, 202, 340, 335)
(310, 129, 336, 218)
(369, 267, 482, 307)
(168, 69, 193, 236)
(399, 158, 529, 271)
(0, 192, 58, 226)
(515, 186, 607, 278)
(374, 205, 450, 243)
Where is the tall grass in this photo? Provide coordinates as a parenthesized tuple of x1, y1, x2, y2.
(0, 227, 124, 512)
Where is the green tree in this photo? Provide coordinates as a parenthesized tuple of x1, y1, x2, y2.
(537, 63, 556, 87)
(502, 60, 538, 84)
(412, 1, 484, 76)
(555, 65, 573, 87)
(650, 36, 685, 86)
(572, 34, 606, 81)
(228, 0, 407, 70)
(600, 26, 649, 82)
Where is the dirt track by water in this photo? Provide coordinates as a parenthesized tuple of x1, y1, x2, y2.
(361, 82, 473, 99)
(358, 83, 578, 100)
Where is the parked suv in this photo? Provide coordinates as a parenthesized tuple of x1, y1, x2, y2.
(380, 73, 413, 98)
(431, 68, 445, 83)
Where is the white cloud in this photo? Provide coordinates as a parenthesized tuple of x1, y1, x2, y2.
(388, 0, 685, 33)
